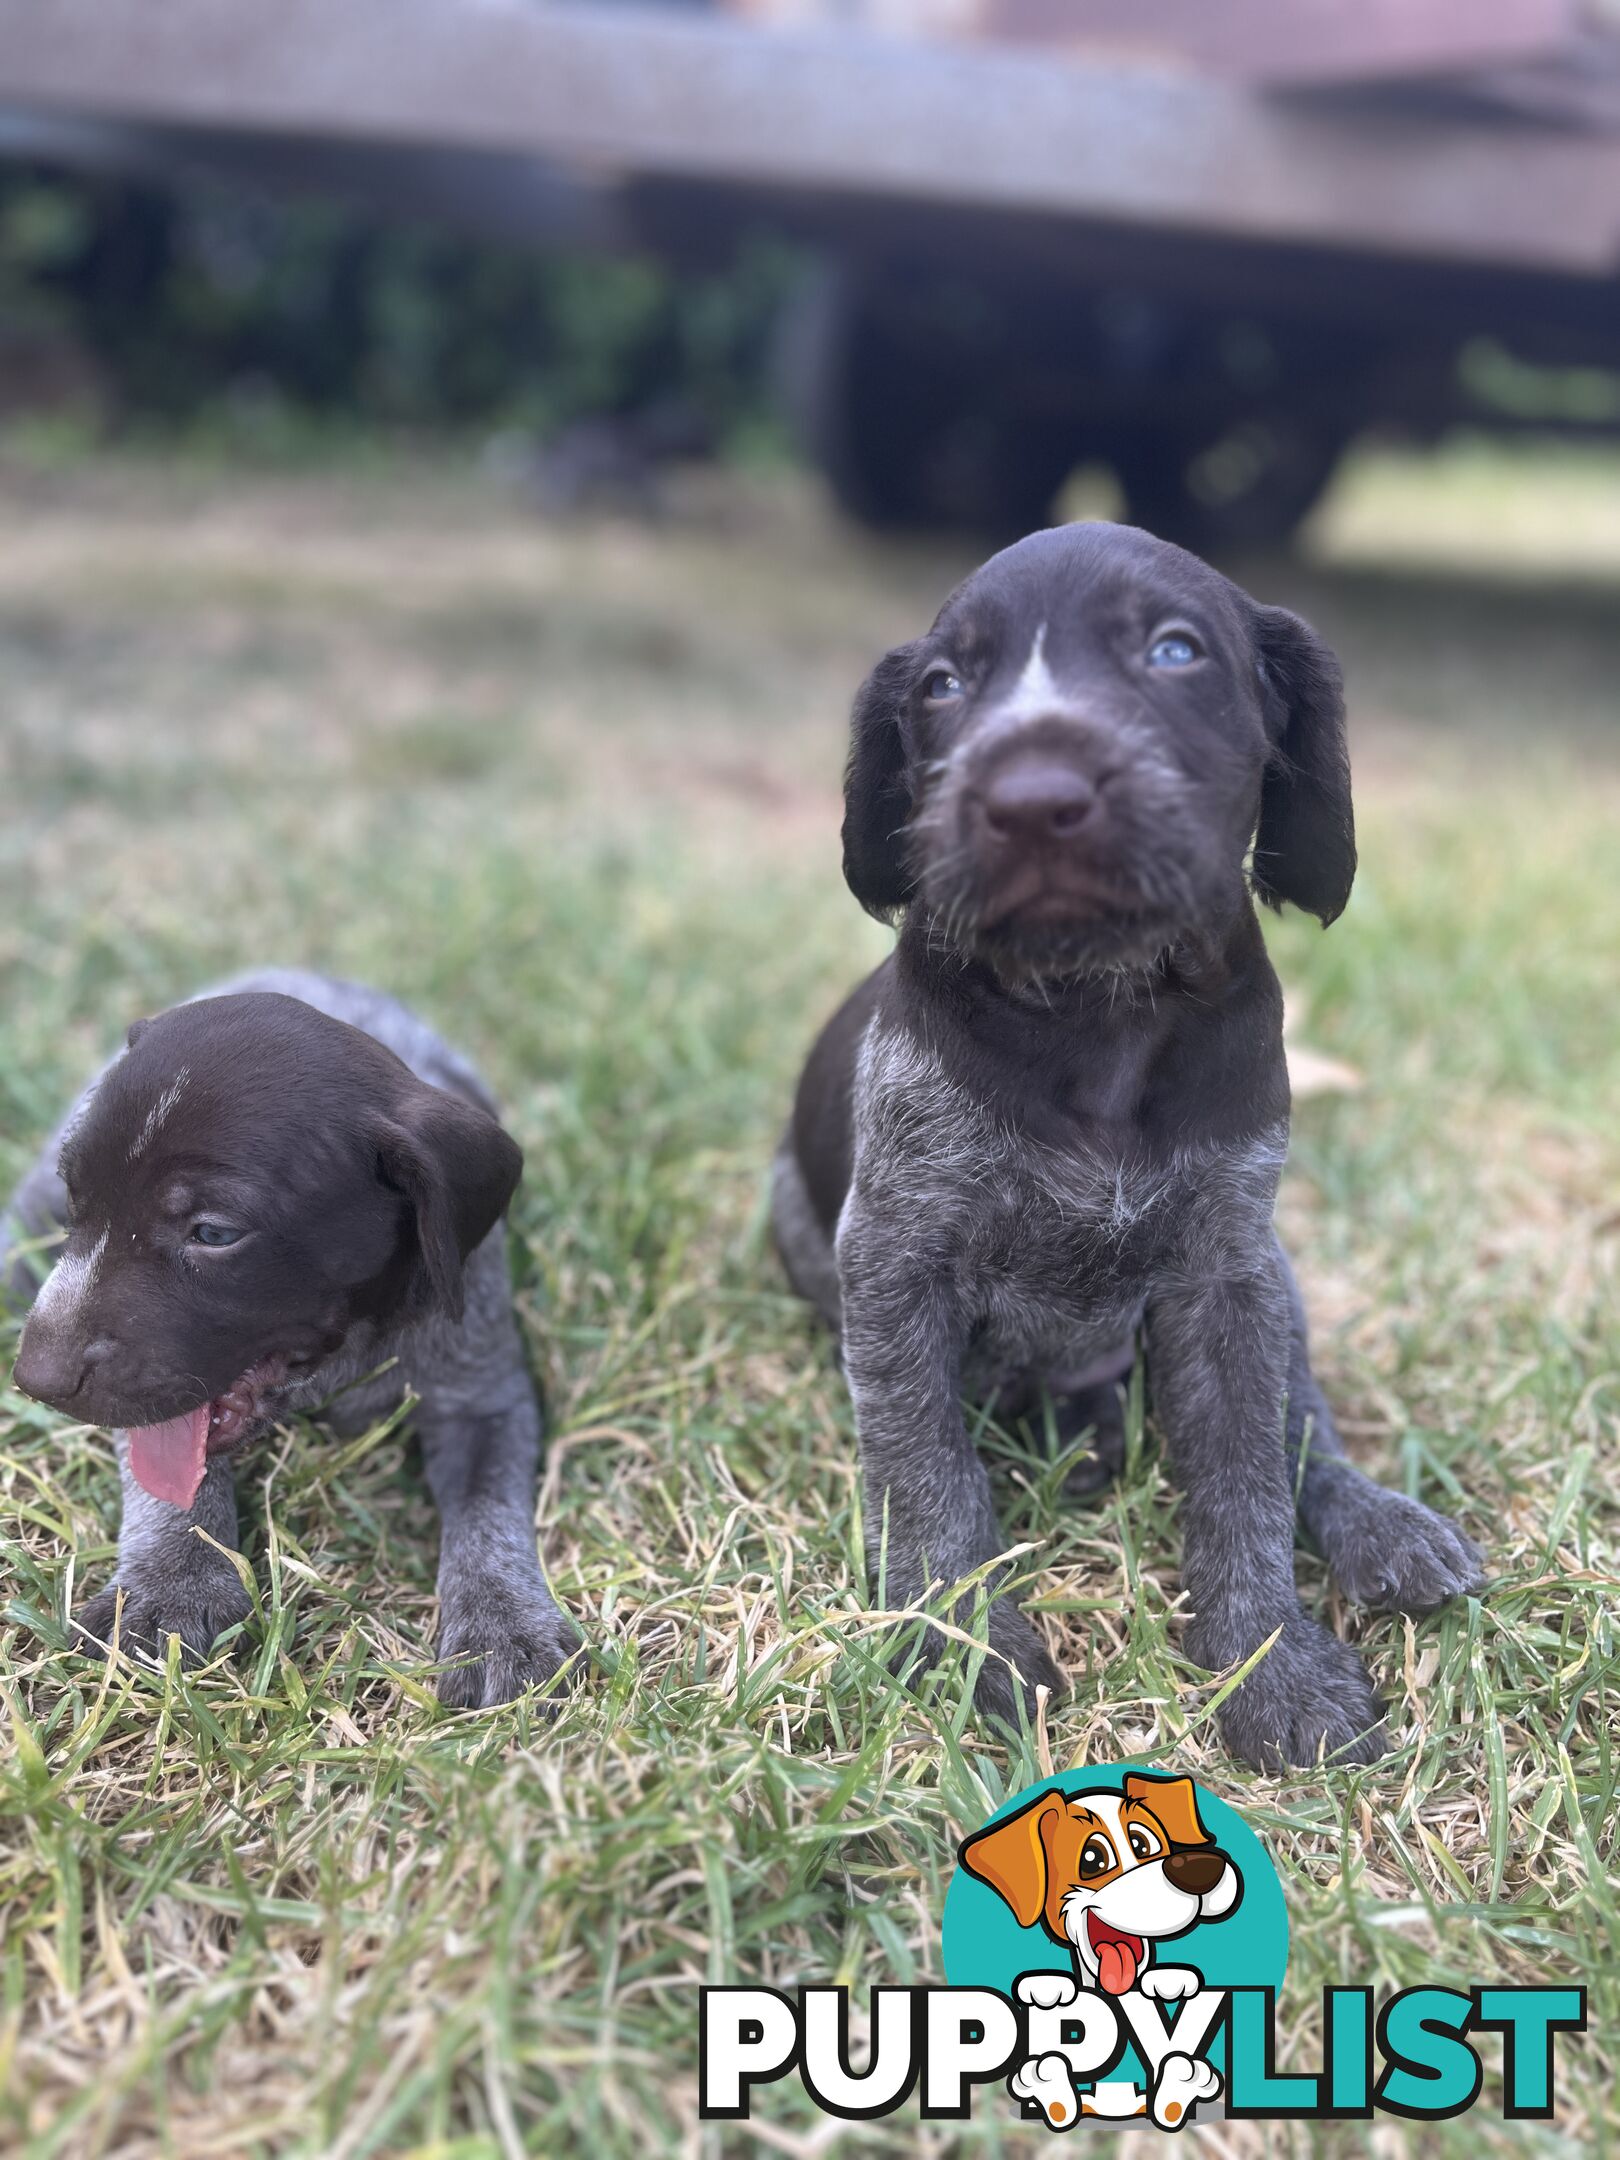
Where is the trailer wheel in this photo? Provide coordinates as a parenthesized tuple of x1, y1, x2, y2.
(1110, 415, 1345, 553)
(775, 267, 1071, 537)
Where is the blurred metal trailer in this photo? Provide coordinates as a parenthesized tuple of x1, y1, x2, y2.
(3, 0, 1620, 542)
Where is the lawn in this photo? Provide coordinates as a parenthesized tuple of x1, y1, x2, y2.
(0, 441, 1616, 2157)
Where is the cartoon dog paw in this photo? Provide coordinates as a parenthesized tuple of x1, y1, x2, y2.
(1138, 1965, 1201, 2003)
(1009, 2052, 1081, 2130)
(1015, 1971, 1080, 2011)
(1150, 2052, 1221, 2130)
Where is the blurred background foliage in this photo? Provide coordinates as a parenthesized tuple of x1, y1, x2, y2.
(0, 164, 798, 449)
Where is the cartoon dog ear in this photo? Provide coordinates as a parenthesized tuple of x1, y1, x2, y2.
(373, 1087, 522, 1324)
(958, 1788, 1063, 1928)
(842, 641, 921, 920)
(1250, 605, 1356, 928)
(1124, 1773, 1213, 1850)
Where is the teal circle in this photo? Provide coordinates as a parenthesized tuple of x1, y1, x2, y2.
(941, 1764, 1288, 2086)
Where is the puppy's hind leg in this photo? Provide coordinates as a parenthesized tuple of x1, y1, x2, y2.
(1040, 1340, 1135, 1500)
(4, 1059, 131, 1311)
(1, 1150, 69, 1312)
(770, 1142, 842, 1333)
(994, 1356, 1131, 1500)
(1279, 1239, 1482, 1613)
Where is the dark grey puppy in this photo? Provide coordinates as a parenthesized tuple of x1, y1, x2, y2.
(3, 969, 578, 1706)
(773, 523, 1480, 1771)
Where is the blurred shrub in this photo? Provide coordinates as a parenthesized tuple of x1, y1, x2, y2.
(0, 164, 798, 443)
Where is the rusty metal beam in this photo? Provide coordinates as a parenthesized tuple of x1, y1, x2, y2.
(1, 0, 1619, 274)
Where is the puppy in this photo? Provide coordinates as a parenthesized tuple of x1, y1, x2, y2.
(966, 1774, 1236, 2127)
(773, 523, 1481, 1769)
(961, 1774, 1240, 1997)
(2, 969, 578, 1706)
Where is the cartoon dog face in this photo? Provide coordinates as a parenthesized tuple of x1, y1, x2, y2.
(959, 1775, 1241, 1995)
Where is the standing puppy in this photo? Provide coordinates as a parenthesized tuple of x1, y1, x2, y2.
(4, 970, 578, 1706)
(773, 524, 1480, 1769)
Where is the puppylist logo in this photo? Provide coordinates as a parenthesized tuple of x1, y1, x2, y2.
(700, 1765, 1584, 2129)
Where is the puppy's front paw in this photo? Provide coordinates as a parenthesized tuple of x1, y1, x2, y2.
(885, 1594, 1063, 1727)
(1195, 1614, 1384, 1772)
(973, 1601, 1066, 1728)
(1151, 2052, 1220, 2130)
(1010, 2052, 1081, 2130)
(1138, 1966, 1200, 2003)
(74, 1551, 253, 1665)
(435, 1578, 581, 1710)
(1317, 1483, 1483, 1613)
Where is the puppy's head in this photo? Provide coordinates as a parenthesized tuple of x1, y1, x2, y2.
(842, 523, 1353, 984)
(959, 1774, 1241, 1995)
(12, 992, 521, 1507)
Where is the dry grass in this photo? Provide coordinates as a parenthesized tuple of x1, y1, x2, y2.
(0, 442, 1616, 2158)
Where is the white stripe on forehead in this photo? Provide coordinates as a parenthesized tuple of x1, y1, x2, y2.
(1015, 621, 1059, 706)
(31, 1230, 108, 1330)
(128, 1068, 189, 1162)
(1070, 1790, 1129, 1839)
(984, 620, 1069, 732)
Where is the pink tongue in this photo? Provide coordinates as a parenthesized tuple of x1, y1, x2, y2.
(1097, 1938, 1139, 1996)
(125, 1405, 212, 1508)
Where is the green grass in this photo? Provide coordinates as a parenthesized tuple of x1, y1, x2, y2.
(1, 445, 1617, 2157)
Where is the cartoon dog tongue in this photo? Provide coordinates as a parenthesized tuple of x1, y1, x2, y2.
(125, 1405, 212, 1509)
(1092, 1925, 1143, 1995)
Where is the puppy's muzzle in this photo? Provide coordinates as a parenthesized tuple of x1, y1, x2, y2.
(975, 746, 1099, 850)
(959, 719, 1130, 927)
(13, 1323, 115, 1411)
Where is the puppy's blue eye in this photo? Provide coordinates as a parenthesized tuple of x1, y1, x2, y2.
(922, 668, 963, 701)
(190, 1222, 244, 1248)
(1147, 633, 1201, 669)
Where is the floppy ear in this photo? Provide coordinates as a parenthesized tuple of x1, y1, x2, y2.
(958, 1788, 1063, 1928)
(1124, 1773, 1212, 1850)
(373, 1087, 523, 1324)
(1251, 605, 1355, 927)
(126, 1018, 152, 1050)
(842, 641, 921, 920)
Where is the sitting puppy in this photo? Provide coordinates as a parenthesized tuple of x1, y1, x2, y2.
(773, 523, 1481, 1769)
(2, 969, 578, 1706)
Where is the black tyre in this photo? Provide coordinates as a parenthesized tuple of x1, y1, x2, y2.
(775, 265, 1072, 538)
(1111, 414, 1346, 554)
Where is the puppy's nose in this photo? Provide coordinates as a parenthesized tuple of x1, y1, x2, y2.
(12, 1326, 92, 1408)
(979, 755, 1096, 845)
(1164, 1848, 1226, 1897)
